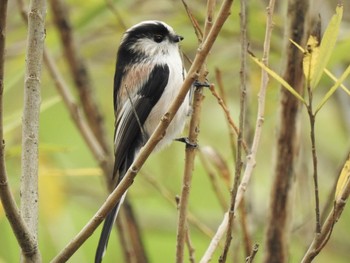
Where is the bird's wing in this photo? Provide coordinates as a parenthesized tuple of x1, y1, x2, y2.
(113, 63, 170, 181)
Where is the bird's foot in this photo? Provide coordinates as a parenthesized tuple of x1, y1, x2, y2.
(175, 137, 198, 148)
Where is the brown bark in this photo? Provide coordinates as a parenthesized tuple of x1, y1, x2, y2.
(263, 0, 309, 262)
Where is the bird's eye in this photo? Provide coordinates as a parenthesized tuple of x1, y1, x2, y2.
(153, 35, 164, 43)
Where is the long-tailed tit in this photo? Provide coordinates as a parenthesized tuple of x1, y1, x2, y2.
(95, 20, 190, 262)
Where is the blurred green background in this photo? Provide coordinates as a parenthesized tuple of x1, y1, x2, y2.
(1, 0, 350, 262)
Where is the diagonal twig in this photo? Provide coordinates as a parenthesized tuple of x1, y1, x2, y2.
(201, 0, 276, 261)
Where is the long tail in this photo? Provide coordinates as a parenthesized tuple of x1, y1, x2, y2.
(95, 193, 126, 263)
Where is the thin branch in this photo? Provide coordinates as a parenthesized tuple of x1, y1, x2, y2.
(201, 0, 275, 260)
(51, 0, 233, 260)
(0, 0, 41, 260)
(176, 0, 216, 262)
(181, 0, 203, 41)
(49, 0, 111, 156)
(246, 244, 259, 263)
(301, 155, 350, 262)
(214, 69, 237, 159)
(200, 213, 229, 263)
(176, 85, 204, 263)
(307, 105, 321, 234)
(209, 83, 249, 154)
(185, 223, 196, 263)
(219, 0, 248, 259)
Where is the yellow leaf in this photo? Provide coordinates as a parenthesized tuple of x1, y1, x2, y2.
(303, 35, 320, 83)
(335, 157, 350, 201)
(310, 4, 343, 89)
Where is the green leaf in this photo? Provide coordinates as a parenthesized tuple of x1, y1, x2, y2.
(310, 5, 343, 89)
(315, 64, 350, 114)
(249, 54, 306, 104)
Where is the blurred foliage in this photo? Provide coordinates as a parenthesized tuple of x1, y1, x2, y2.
(1, 0, 350, 262)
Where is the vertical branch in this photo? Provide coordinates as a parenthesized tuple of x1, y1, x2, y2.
(49, 0, 111, 156)
(176, 1, 215, 262)
(307, 97, 321, 234)
(20, 0, 46, 262)
(175, 86, 204, 263)
(219, 0, 247, 260)
(0, 0, 41, 261)
(301, 155, 350, 263)
(263, 0, 308, 262)
(201, 0, 275, 260)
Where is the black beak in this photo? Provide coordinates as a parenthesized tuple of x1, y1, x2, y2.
(172, 34, 184, 43)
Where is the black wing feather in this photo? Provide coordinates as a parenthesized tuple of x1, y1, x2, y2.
(113, 64, 170, 178)
(95, 63, 170, 263)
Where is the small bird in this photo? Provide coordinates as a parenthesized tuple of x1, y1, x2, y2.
(95, 20, 190, 262)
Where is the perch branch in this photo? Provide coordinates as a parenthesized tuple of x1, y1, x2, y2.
(176, 0, 217, 262)
(219, 0, 248, 260)
(201, 0, 275, 261)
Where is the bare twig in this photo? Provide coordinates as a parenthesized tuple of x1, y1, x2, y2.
(307, 103, 321, 234)
(246, 244, 259, 263)
(219, 0, 248, 260)
(263, 0, 308, 262)
(209, 83, 249, 154)
(176, 1, 216, 262)
(0, 0, 41, 261)
(51, 0, 233, 260)
(301, 155, 350, 262)
(176, 85, 204, 263)
(20, 0, 46, 261)
(181, 0, 204, 42)
(185, 223, 196, 263)
(202, 0, 275, 261)
(200, 213, 229, 263)
(214, 69, 237, 159)
(49, 0, 111, 156)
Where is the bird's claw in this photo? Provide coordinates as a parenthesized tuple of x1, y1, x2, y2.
(193, 80, 211, 88)
(175, 137, 198, 148)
